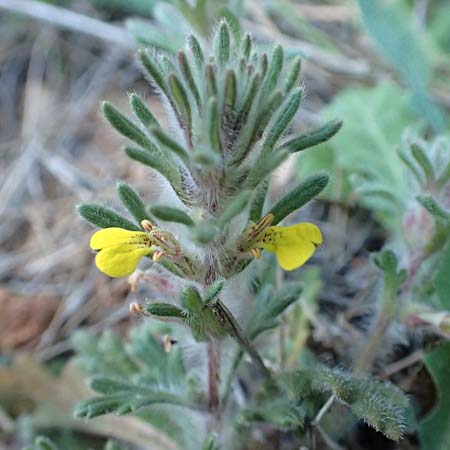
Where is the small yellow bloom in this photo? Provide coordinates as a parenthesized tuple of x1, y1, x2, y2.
(90, 227, 154, 277)
(259, 223, 322, 271)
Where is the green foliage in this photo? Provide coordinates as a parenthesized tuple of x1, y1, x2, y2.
(297, 83, 416, 230)
(116, 181, 153, 225)
(435, 242, 450, 310)
(279, 367, 409, 441)
(87, 20, 334, 246)
(90, 0, 155, 16)
(240, 398, 306, 430)
(246, 282, 302, 338)
(149, 205, 194, 226)
(73, 325, 203, 448)
(129, 93, 160, 130)
(419, 342, 450, 450)
(77, 203, 141, 231)
(201, 435, 221, 450)
(73, 14, 415, 450)
(267, 173, 329, 225)
(126, 1, 242, 54)
(279, 119, 342, 154)
(357, 0, 445, 131)
(23, 437, 124, 450)
(23, 437, 58, 450)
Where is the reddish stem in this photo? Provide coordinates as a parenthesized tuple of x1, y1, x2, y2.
(207, 341, 219, 412)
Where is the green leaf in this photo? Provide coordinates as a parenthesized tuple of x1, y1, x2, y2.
(234, 72, 261, 130)
(138, 49, 169, 97)
(279, 119, 342, 153)
(244, 149, 288, 190)
(102, 102, 160, 154)
(181, 286, 203, 313)
(31, 437, 58, 450)
(129, 93, 160, 130)
(261, 87, 302, 153)
(218, 190, 251, 226)
(240, 398, 306, 430)
(124, 145, 181, 190)
(201, 435, 220, 450)
(143, 302, 188, 319)
(204, 278, 225, 305)
(214, 20, 231, 67)
(248, 179, 269, 222)
(150, 126, 190, 165)
(246, 282, 302, 338)
(282, 56, 301, 94)
(189, 221, 218, 244)
(178, 50, 201, 109)
(357, 0, 445, 131)
(419, 342, 450, 450)
(411, 143, 435, 184)
(168, 73, 192, 139)
(104, 441, 123, 450)
(206, 97, 223, 154)
(240, 33, 252, 60)
(77, 203, 140, 231)
(260, 45, 283, 98)
(149, 205, 194, 226)
(223, 69, 237, 113)
(268, 173, 329, 225)
(417, 196, 450, 225)
(435, 242, 450, 310)
(297, 83, 416, 230)
(187, 34, 204, 71)
(279, 367, 408, 441)
(116, 182, 153, 225)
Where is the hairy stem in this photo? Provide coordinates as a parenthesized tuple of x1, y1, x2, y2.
(216, 299, 271, 379)
(207, 341, 219, 412)
(354, 274, 398, 373)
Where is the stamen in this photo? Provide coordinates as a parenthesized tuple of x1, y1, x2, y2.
(141, 219, 154, 232)
(152, 250, 164, 262)
(129, 302, 143, 314)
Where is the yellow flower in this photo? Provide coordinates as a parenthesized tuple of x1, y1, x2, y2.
(90, 227, 154, 277)
(259, 223, 322, 271)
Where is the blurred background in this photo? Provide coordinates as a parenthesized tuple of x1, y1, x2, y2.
(0, 0, 449, 449)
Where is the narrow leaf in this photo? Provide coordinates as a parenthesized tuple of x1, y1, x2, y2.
(124, 146, 181, 189)
(187, 34, 204, 71)
(77, 203, 140, 231)
(116, 182, 153, 224)
(268, 173, 329, 225)
(102, 102, 159, 154)
(138, 49, 169, 97)
(218, 190, 251, 226)
(129, 93, 160, 130)
(279, 119, 343, 153)
(282, 56, 301, 93)
(214, 20, 230, 67)
(150, 205, 194, 226)
(249, 179, 269, 222)
(262, 87, 303, 153)
(150, 126, 190, 165)
(204, 278, 225, 305)
(144, 302, 188, 319)
(207, 97, 223, 154)
(178, 50, 201, 109)
(168, 74, 192, 142)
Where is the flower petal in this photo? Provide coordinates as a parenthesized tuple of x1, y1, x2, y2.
(275, 241, 316, 271)
(95, 244, 153, 277)
(261, 222, 322, 271)
(90, 228, 150, 250)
